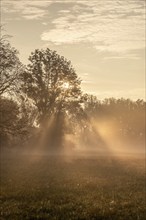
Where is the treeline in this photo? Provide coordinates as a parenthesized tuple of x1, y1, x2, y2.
(80, 96, 145, 150)
(0, 30, 145, 151)
(0, 95, 145, 149)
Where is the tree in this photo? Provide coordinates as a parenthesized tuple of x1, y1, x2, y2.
(22, 49, 81, 124)
(0, 96, 35, 148)
(0, 97, 19, 147)
(0, 29, 23, 95)
(21, 49, 82, 150)
(83, 97, 145, 150)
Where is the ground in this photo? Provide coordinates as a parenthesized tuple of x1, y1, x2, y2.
(0, 152, 145, 220)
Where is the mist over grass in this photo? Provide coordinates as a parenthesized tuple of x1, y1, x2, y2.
(1, 152, 145, 220)
(1, 111, 145, 219)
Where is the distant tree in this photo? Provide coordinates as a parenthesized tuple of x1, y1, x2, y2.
(83, 97, 145, 148)
(81, 94, 101, 117)
(0, 29, 23, 95)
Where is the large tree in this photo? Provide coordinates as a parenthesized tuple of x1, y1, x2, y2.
(22, 48, 82, 124)
(21, 49, 82, 150)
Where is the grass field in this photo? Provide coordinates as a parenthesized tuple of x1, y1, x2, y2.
(0, 152, 145, 220)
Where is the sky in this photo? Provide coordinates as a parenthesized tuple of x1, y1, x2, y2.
(1, 0, 145, 100)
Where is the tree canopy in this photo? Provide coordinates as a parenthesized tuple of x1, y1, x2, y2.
(21, 48, 82, 125)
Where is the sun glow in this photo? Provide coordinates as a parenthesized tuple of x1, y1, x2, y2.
(63, 82, 69, 89)
(91, 119, 122, 153)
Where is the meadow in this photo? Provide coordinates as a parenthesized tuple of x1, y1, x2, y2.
(0, 152, 145, 220)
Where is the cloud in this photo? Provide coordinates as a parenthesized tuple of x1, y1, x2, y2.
(2, 0, 145, 56)
(41, 0, 145, 53)
(59, 10, 70, 14)
(1, 0, 52, 20)
(103, 52, 142, 60)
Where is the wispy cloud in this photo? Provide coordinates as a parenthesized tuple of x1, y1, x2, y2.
(103, 54, 141, 60)
(2, 0, 145, 56)
(41, 0, 145, 54)
(1, 0, 52, 20)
